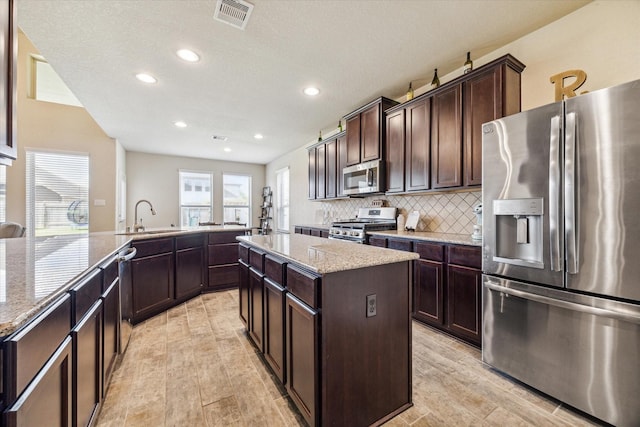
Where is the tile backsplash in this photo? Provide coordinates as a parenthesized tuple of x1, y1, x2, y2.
(318, 190, 481, 235)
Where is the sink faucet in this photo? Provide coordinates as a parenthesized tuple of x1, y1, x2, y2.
(133, 199, 156, 232)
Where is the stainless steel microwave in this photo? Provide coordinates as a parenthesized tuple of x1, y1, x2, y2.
(342, 159, 383, 195)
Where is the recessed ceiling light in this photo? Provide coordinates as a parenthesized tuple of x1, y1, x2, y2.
(176, 49, 200, 62)
(223, 147, 232, 152)
(174, 121, 187, 128)
(135, 73, 157, 84)
(304, 87, 320, 96)
(254, 133, 263, 140)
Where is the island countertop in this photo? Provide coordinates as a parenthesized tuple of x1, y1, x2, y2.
(0, 225, 249, 337)
(237, 233, 418, 274)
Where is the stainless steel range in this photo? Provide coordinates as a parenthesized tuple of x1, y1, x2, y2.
(329, 207, 397, 244)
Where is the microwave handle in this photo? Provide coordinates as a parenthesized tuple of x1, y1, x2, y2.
(367, 168, 373, 186)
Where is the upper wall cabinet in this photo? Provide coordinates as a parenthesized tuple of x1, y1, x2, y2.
(385, 54, 525, 193)
(308, 131, 346, 201)
(0, 0, 17, 166)
(343, 97, 399, 167)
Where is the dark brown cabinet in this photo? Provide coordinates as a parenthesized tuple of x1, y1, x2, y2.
(4, 336, 73, 427)
(263, 255, 287, 383)
(463, 60, 524, 186)
(0, 0, 17, 166)
(293, 226, 329, 238)
(368, 236, 482, 346)
(238, 259, 250, 329)
(308, 147, 316, 199)
(368, 235, 387, 248)
(336, 134, 347, 197)
(101, 279, 119, 396)
(446, 245, 482, 345)
(344, 97, 398, 167)
(315, 143, 326, 199)
(285, 293, 319, 427)
(386, 97, 432, 193)
(385, 109, 405, 193)
(405, 99, 431, 191)
(308, 131, 346, 201)
(131, 238, 175, 323)
(248, 267, 264, 351)
(384, 54, 524, 193)
(71, 300, 103, 427)
(413, 242, 445, 326)
(345, 114, 361, 166)
(248, 248, 265, 351)
(175, 234, 205, 300)
(207, 231, 244, 291)
(325, 138, 337, 198)
(431, 84, 463, 189)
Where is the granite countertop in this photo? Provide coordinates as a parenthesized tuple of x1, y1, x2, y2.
(0, 225, 250, 337)
(238, 234, 418, 274)
(366, 230, 482, 247)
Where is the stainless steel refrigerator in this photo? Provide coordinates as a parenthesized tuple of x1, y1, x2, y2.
(482, 79, 640, 426)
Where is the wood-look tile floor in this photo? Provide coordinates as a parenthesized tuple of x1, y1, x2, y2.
(96, 291, 602, 427)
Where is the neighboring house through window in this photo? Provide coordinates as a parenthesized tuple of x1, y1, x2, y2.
(223, 174, 251, 226)
(276, 167, 289, 232)
(179, 170, 213, 226)
(25, 150, 89, 236)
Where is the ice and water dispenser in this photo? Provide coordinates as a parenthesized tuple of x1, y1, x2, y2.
(492, 198, 544, 269)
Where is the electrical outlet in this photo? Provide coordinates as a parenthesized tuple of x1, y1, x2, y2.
(366, 294, 377, 317)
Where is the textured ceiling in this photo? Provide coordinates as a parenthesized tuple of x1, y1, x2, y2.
(18, 0, 590, 164)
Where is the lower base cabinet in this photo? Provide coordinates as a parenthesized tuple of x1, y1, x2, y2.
(72, 300, 103, 427)
(131, 239, 175, 323)
(414, 258, 444, 325)
(4, 336, 73, 427)
(238, 259, 250, 329)
(285, 293, 318, 426)
(175, 235, 205, 301)
(248, 268, 264, 351)
(264, 278, 286, 383)
(371, 236, 482, 346)
(447, 264, 482, 343)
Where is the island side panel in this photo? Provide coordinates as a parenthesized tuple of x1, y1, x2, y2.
(321, 261, 412, 426)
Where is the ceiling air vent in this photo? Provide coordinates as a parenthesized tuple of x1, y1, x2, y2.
(213, 0, 254, 30)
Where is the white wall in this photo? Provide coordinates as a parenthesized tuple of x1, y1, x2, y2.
(267, 0, 640, 231)
(126, 151, 265, 229)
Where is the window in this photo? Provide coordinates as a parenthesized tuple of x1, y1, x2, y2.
(26, 151, 89, 236)
(223, 174, 251, 226)
(29, 55, 83, 107)
(276, 167, 290, 232)
(179, 171, 213, 226)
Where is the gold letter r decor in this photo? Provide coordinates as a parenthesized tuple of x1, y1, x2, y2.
(550, 70, 588, 101)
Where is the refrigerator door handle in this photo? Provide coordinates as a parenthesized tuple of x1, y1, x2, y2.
(549, 115, 562, 272)
(485, 280, 640, 325)
(565, 112, 578, 274)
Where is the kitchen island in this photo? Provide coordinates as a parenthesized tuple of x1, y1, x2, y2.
(237, 234, 418, 427)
